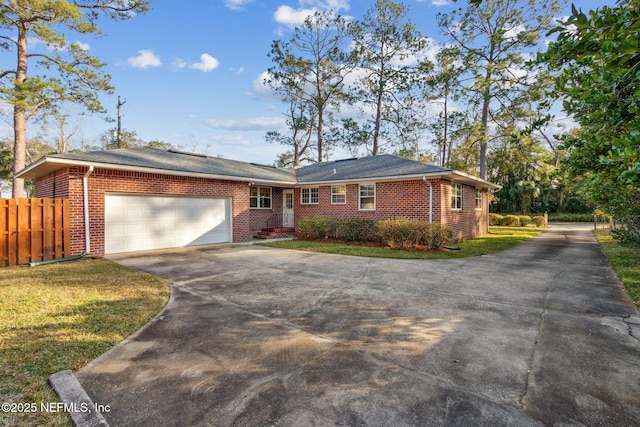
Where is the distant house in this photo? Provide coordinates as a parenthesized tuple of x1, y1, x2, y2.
(16, 147, 499, 256)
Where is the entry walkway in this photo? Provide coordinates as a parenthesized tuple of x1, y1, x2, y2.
(59, 223, 639, 426)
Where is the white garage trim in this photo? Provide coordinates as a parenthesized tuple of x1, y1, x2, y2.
(105, 194, 232, 254)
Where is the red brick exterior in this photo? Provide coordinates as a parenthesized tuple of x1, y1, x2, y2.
(249, 187, 285, 231)
(439, 182, 489, 242)
(34, 169, 489, 256)
(293, 179, 488, 242)
(35, 167, 253, 257)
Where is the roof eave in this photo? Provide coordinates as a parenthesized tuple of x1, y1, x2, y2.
(15, 157, 297, 187)
(296, 171, 500, 189)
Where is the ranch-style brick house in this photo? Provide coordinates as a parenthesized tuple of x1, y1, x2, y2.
(16, 147, 500, 256)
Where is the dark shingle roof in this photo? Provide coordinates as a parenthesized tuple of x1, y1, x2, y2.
(295, 154, 452, 183)
(18, 148, 499, 189)
(21, 147, 296, 184)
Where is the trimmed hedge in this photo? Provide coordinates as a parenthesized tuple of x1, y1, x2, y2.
(297, 216, 336, 239)
(336, 218, 376, 242)
(490, 213, 546, 227)
(532, 216, 545, 227)
(375, 218, 454, 250)
(297, 217, 454, 250)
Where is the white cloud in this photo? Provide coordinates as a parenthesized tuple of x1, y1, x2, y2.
(273, 5, 317, 26)
(189, 53, 220, 72)
(205, 116, 286, 131)
(171, 57, 188, 70)
(252, 71, 278, 100)
(504, 24, 527, 39)
(224, 0, 254, 11)
(431, 0, 451, 6)
(127, 50, 162, 69)
(273, 0, 350, 26)
(73, 41, 90, 51)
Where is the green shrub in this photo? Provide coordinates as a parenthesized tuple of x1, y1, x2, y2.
(422, 223, 455, 250)
(501, 215, 521, 226)
(297, 216, 336, 239)
(547, 213, 594, 222)
(336, 218, 376, 241)
(489, 213, 504, 226)
(375, 218, 417, 249)
(532, 215, 545, 227)
(374, 218, 453, 250)
(518, 215, 532, 227)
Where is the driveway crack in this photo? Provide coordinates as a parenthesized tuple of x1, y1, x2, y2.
(519, 270, 562, 407)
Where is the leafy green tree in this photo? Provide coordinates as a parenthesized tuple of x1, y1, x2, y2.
(425, 47, 466, 167)
(541, 0, 640, 243)
(0, 0, 151, 197)
(0, 139, 11, 180)
(267, 10, 352, 163)
(345, 0, 431, 155)
(438, 0, 561, 179)
(542, 1, 640, 184)
(489, 133, 554, 213)
(264, 94, 317, 167)
(96, 128, 171, 150)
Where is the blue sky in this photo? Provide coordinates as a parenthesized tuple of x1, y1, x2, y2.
(4, 0, 613, 165)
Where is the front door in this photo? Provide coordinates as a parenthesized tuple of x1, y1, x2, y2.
(283, 190, 294, 227)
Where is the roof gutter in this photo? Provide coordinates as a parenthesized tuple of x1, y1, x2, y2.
(296, 171, 500, 189)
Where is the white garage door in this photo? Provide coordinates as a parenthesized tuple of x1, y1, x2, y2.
(105, 194, 231, 254)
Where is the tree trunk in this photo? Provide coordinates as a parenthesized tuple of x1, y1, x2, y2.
(12, 23, 28, 198)
(317, 105, 323, 162)
(372, 70, 384, 156)
(479, 68, 493, 181)
(442, 86, 449, 167)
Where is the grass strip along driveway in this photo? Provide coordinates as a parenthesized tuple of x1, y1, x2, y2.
(0, 259, 169, 427)
(595, 228, 640, 311)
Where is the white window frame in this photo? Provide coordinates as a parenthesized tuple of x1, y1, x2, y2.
(475, 188, 483, 210)
(250, 186, 272, 209)
(359, 183, 376, 211)
(301, 187, 319, 205)
(331, 185, 346, 205)
(451, 183, 462, 211)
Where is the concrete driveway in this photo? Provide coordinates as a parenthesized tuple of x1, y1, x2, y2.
(68, 223, 639, 426)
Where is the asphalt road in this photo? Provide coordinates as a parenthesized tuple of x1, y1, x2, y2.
(68, 223, 639, 426)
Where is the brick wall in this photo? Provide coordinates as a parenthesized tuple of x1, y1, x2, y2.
(249, 187, 285, 231)
(293, 178, 488, 242)
(37, 167, 253, 257)
(440, 182, 489, 241)
(294, 179, 444, 224)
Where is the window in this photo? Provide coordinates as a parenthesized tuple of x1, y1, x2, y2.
(301, 187, 318, 204)
(359, 184, 375, 210)
(475, 189, 483, 210)
(331, 185, 346, 204)
(285, 192, 293, 210)
(250, 186, 271, 209)
(451, 183, 462, 210)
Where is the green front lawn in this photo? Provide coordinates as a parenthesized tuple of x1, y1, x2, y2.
(0, 259, 170, 427)
(594, 228, 640, 311)
(257, 226, 545, 259)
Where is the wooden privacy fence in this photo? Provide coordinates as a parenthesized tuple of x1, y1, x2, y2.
(0, 198, 71, 267)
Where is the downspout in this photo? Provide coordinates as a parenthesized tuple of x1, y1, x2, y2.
(83, 165, 95, 254)
(29, 166, 93, 267)
(423, 176, 433, 223)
